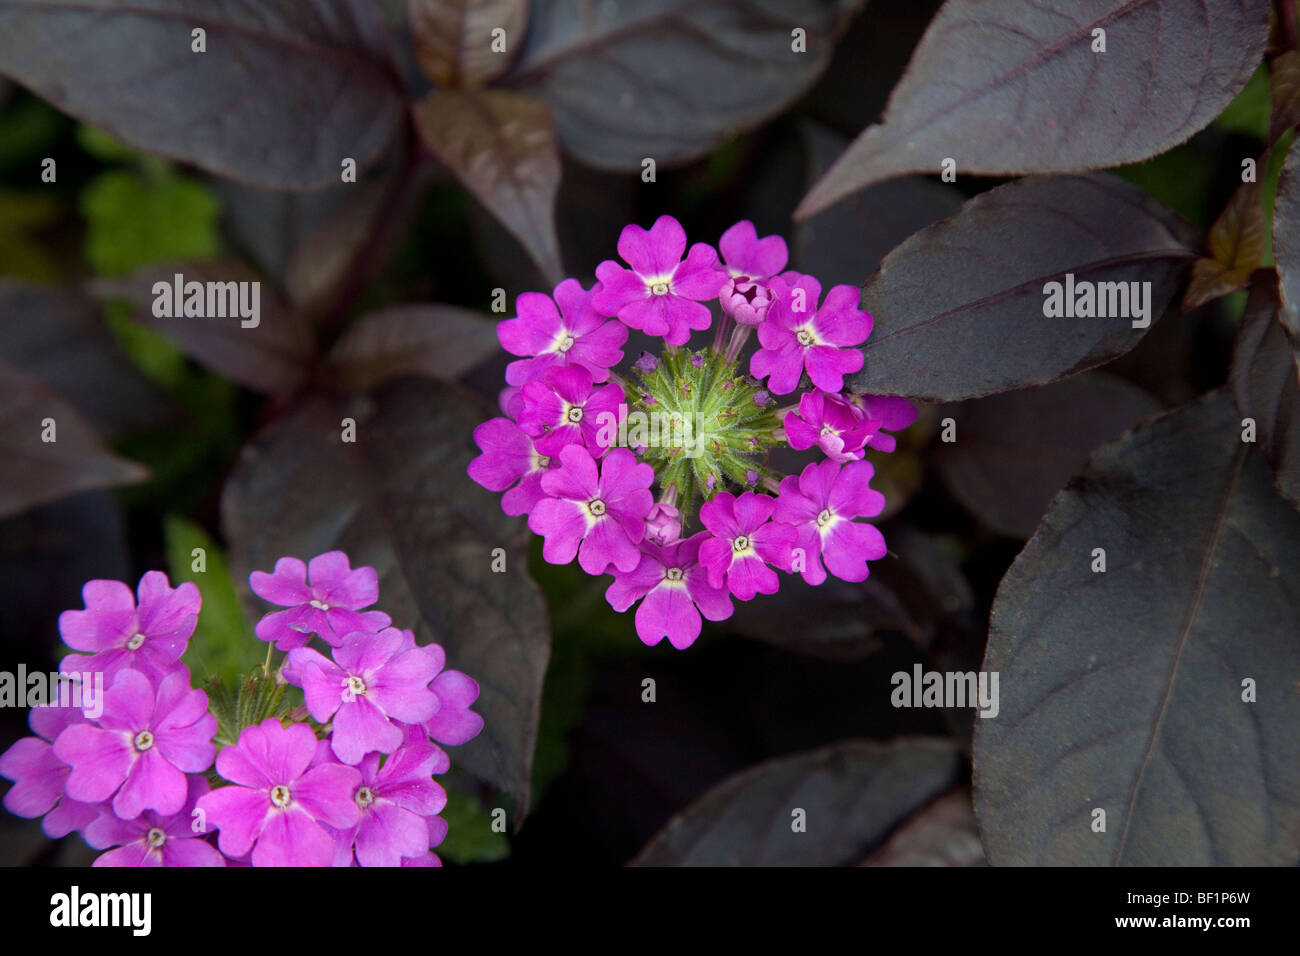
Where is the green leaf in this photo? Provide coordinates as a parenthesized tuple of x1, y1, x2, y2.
(75, 123, 143, 165)
(81, 170, 221, 277)
(1113, 145, 1214, 230)
(0, 92, 64, 173)
(164, 514, 262, 687)
(1215, 61, 1270, 140)
(436, 788, 510, 864)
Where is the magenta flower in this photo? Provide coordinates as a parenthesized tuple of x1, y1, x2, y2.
(467, 417, 556, 516)
(54, 669, 216, 820)
(698, 492, 797, 601)
(719, 220, 789, 281)
(317, 736, 448, 867)
(528, 445, 654, 575)
(751, 274, 871, 395)
(58, 572, 199, 686)
(644, 502, 682, 547)
(499, 279, 628, 386)
(288, 628, 441, 765)
(593, 215, 727, 345)
(249, 552, 383, 650)
(403, 850, 444, 867)
(605, 534, 734, 649)
(197, 719, 360, 867)
(774, 459, 887, 585)
(381, 630, 482, 747)
(0, 704, 100, 837)
(718, 220, 790, 327)
(784, 390, 878, 462)
(849, 393, 920, 452)
(518, 365, 626, 457)
(85, 775, 224, 867)
(425, 669, 485, 746)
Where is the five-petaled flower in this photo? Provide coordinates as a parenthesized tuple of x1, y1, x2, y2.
(698, 492, 798, 601)
(774, 459, 888, 586)
(58, 572, 199, 687)
(85, 775, 224, 867)
(605, 534, 734, 649)
(54, 668, 216, 821)
(528, 445, 655, 575)
(249, 552, 388, 650)
(287, 628, 442, 765)
(518, 365, 627, 457)
(751, 274, 872, 395)
(196, 719, 361, 867)
(593, 215, 728, 346)
(498, 278, 628, 386)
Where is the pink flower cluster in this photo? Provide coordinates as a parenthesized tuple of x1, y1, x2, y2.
(469, 216, 918, 650)
(0, 553, 482, 867)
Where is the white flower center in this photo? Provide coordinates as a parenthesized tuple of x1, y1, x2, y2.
(126, 633, 146, 650)
(566, 405, 584, 424)
(355, 786, 375, 810)
(133, 730, 154, 752)
(536, 455, 551, 469)
(270, 784, 291, 808)
(587, 498, 607, 517)
(664, 567, 684, 582)
(146, 828, 167, 849)
(816, 508, 834, 528)
(650, 281, 670, 296)
(796, 329, 816, 346)
(558, 334, 576, 353)
(342, 675, 366, 701)
(310, 599, 330, 610)
(732, 535, 751, 553)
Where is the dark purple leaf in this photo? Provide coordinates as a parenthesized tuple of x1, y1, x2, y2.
(409, 0, 528, 88)
(860, 787, 986, 866)
(795, 121, 963, 288)
(631, 738, 961, 865)
(412, 88, 562, 283)
(1231, 273, 1300, 509)
(798, 0, 1269, 217)
(325, 303, 500, 388)
(0, 361, 148, 519)
(92, 262, 316, 395)
(0, 280, 171, 437)
(975, 390, 1300, 865)
(854, 174, 1199, 401)
(499, 0, 863, 170)
(1270, 141, 1300, 340)
(0, 0, 405, 188)
(933, 373, 1162, 538)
